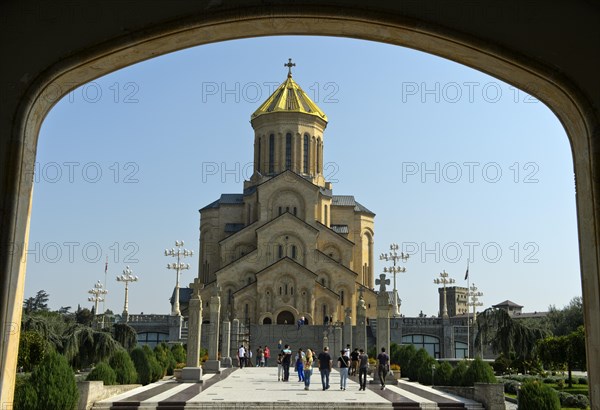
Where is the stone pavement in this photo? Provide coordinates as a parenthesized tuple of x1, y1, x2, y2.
(93, 367, 491, 410)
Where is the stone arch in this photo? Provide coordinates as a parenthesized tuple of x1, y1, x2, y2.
(276, 310, 295, 325)
(322, 243, 342, 263)
(316, 271, 332, 288)
(268, 189, 306, 220)
(1, 5, 599, 405)
(361, 229, 374, 287)
(267, 231, 307, 264)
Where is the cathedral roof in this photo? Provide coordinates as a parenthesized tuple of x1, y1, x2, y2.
(331, 195, 375, 216)
(251, 74, 327, 122)
(199, 193, 244, 211)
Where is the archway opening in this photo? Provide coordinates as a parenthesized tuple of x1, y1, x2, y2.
(277, 311, 295, 325)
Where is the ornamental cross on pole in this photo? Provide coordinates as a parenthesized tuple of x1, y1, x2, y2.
(284, 58, 295, 77)
(376, 273, 390, 292)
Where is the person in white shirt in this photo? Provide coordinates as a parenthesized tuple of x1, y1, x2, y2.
(238, 345, 246, 368)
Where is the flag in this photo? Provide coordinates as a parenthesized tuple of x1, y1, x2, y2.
(464, 265, 469, 280)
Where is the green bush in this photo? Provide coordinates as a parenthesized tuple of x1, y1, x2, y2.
(450, 361, 468, 386)
(463, 357, 497, 386)
(142, 345, 164, 381)
(13, 376, 37, 410)
(578, 377, 588, 385)
(109, 349, 138, 384)
(434, 361, 453, 386)
(504, 380, 521, 394)
(86, 362, 117, 385)
(518, 379, 560, 410)
(130, 347, 153, 385)
(29, 352, 78, 410)
(171, 344, 186, 363)
(406, 348, 430, 381)
(155, 343, 177, 376)
(417, 358, 436, 385)
(18, 331, 47, 372)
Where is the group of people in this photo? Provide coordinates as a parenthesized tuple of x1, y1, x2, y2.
(238, 342, 392, 391)
(236, 344, 271, 368)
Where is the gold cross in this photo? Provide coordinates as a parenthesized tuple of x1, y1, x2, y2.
(284, 58, 295, 77)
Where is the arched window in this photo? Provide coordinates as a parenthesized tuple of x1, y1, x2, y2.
(303, 134, 309, 173)
(324, 205, 328, 225)
(293, 206, 297, 216)
(257, 137, 261, 173)
(285, 133, 292, 170)
(340, 290, 345, 306)
(278, 206, 282, 215)
(316, 139, 321, 172)
(269, 133, 275, 174)
(278, 245, 283, 259)
(292, 245, 297, 259)
(291, 287, 294, 295)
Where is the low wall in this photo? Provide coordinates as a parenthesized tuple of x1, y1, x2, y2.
(77, 381, 141, 410)
(438, 383, 504, 410)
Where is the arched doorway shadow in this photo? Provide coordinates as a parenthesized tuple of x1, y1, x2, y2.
(1, 5, 598, 407)
(276, 311, 295, 325)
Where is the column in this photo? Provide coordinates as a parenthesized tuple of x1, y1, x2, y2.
(343, 307, 352, 351)
(375, 273, 397, 385)
(334, 325, 343, 357)
(231, 318, 240, 362)
(221, 320, 232, 367)
(355, 288, 367, 351)
(182, 281, 203, 382)
(204, 285, 222, 373)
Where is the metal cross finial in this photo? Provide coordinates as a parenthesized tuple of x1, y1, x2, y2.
(284, 58, 295, 77)
(375, 273, 390, 292)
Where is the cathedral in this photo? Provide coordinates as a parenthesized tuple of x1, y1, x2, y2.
(194, 61, 378, 325)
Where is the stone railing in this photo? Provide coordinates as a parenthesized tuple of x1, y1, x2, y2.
(127, 314, 170, 323)
(77, 381, 140, 410)
(438, 383, 505, 410)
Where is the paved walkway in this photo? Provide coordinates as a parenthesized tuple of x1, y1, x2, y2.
(93, 367, 491, 409)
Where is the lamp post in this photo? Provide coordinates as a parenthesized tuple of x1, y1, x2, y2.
(165, 240, 193, 316)
(116, 266, 138, 322)
(433, 270, 455, 318)
(467, 283, 484, 358)
(379, 243, 409, 317)
(87, 280, 108, 328)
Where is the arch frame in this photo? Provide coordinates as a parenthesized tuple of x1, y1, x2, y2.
(0, 5, 598, 406)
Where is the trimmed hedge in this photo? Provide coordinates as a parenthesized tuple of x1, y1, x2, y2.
(13, 376, 37, 410)
(518, 380, 560, 410)
(29, 352, 78, 410)
(110, 349, 138, 385)
(464, 357, 496, 385)
(86, 362, 117, 385)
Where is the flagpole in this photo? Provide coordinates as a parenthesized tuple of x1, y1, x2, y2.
(102, 256, 108, 329)
(466, 261, 470, 360)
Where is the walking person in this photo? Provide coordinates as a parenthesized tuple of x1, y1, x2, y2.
(317, 346, 332, 390)
(377, 347, 390, 390)
(303, 349, 313, 390)
(256, 346, 264, 367)
(295, 348, 305, 382)
(350, 348, 359, 376)
(277, 353, 283, 381)
(237, 345, 246, 369)
(264, 345, 270, 367)
(358, 349, 369, 391)
(338, 350, 350, 390)
(282, 344, 292, 381)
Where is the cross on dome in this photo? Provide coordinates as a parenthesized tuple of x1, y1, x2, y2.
(284, 58, 295, 77)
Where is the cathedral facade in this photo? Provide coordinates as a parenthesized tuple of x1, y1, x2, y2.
(194, 65, 377, 325)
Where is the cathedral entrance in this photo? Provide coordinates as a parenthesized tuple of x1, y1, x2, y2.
(276, 311, 295, 325)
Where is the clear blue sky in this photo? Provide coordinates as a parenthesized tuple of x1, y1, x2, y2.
(26, 36, 580, 317)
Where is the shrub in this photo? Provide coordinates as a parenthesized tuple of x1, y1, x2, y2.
(110, 349, 138, 384)
(434, 361, 453, 386)
(556, 379, 565, 390)
(29, 352, 78, 410)
(155, 343, 176, 376)
(417, 358, 436, 385)
(464, 357, 497, 386)
(18, 331, 47, 372)
(518, 379, 560, 410)
(450, 361, 468, 386)
(578, 377, 588, 385)
(504, 380, 521, 394)
(13, 376, 37, 410)
(171, 344, 186, 363)
(142, 345, 164, 381)
(406, 348, 430, 382)
(86, 362, 117, 385)
(130, 347, 153, 385)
